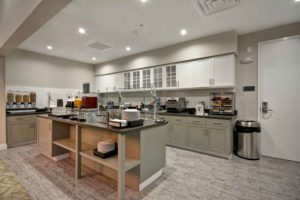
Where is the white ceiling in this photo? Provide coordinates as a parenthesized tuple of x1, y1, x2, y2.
(18, 0, 300, 64)
(0, 0, 41, 47)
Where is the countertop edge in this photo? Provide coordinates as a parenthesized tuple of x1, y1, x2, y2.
(37, 114, 168, 134)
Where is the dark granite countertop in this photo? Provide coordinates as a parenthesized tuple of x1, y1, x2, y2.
(38, 114, 167, 134)
(6, 111, 50, 116)
(143, 111, 237, 120)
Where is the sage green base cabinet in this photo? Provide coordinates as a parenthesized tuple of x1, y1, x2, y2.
(7, 115, 37, 147)
(163, 115, 234, 159)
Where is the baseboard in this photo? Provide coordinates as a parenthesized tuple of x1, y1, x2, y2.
(139, 169, 162, 191)
(52, 153, 70, 161)
(0, 143, 8, 150)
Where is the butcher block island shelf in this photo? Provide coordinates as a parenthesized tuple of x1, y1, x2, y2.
(37, 114, 167, 200)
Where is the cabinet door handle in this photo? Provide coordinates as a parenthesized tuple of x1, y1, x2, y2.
(209, 78, 212, 86)
(213, 122, 223, 125)
(175, 119, 182, 121)
(212, 78, 215, 86)
(16, 117, 26, 121)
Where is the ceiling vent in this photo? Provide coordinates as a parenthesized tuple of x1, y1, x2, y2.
(190, 0, 240, 16)
(87, 42, 111, 52)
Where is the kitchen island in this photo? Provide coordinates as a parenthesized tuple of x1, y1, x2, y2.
(37, 114, 167, 200)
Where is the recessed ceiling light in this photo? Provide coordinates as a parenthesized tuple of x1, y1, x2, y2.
(92, 57, 96, 61)
(180, 29, 187, 36)
(78, 27, 86, 34)
(141, 0, 148, 2)
(283, 37, 289, 40)
(126, 46, 131, 51)
(295, 0, 300, 2)
(47, 46, 53, 50)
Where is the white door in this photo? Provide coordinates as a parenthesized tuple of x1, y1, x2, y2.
(193, 58, 213, 88)
(259, 36, 300, 162)
(177, 62, 194, 88)
(213, 54, 235, 87)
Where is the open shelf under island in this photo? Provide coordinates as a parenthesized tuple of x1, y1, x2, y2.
(37, 114, 167, 200)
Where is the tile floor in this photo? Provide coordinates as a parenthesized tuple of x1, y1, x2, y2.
(0, 144, 300, 200)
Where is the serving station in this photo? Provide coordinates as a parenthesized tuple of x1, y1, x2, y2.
(37, 114, 167, 200)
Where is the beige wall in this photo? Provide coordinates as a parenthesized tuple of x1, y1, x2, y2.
(95, 30, 238, 75)
(6, 49, 95, 89)
(236, 21, 300, 120)
(0, 56, 6, 146)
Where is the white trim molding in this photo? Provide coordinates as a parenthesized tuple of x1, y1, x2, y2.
(0, 143, 8, 150)
(139, 169, 163, 191)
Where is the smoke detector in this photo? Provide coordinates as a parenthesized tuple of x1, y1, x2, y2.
(190, 0, 240, 16)
(87, 42, 111, 52)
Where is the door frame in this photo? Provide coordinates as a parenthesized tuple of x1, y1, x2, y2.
(257, 34, 300, 123)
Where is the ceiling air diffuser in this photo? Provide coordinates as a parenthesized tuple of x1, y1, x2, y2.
(190, 0, 240, 16)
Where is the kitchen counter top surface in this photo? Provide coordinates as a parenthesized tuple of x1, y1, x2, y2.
(38, 114, 167, 134)
(6, 111, 50, 116)
(144, 111, 237, 120)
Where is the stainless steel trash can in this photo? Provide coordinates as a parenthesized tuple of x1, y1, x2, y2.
(235, 120, 261, 160)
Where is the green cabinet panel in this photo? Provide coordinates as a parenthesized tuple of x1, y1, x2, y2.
(169, 123, 187, 146)
(208, 127, 228, 153)
(7, 115, 37, 147)
(187, 125, 207, 150)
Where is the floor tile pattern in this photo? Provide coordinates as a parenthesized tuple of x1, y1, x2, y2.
(0, 144, 300, 200)
(0, 157, 31, 200)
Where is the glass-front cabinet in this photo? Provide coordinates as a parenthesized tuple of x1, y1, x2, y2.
(132, 71, 141, 89)
(142, 69, 151, 89)
(124, 72, 131, 90)
(153, 67, 163, 88)
(165, 65, 177, 88)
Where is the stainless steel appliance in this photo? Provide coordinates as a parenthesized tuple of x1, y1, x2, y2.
(235, 120, 261, 160)
(166, 98, 186, 112)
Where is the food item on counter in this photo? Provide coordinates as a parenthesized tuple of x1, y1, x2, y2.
(15, 92, 23, 103)
(7, 91, 15, 103)
(23, 92, 30, 103)
(30, 92, 36, 103)
(74, 97, 82, 108)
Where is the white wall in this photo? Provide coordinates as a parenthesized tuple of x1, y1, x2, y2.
(6, 49, 95, 89)
(95, 31, 238, 75)
(5, 50, 95, 107)
(0, 56, 6, 148)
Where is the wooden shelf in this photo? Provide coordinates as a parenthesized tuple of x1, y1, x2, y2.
(80, 149, 140, 172)
(53, 138, 92, 153)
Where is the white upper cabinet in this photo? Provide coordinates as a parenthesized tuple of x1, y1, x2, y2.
(177, 62, 194, 88)
(95, 54, 235, 93)
(132, 70, 141, 90)
(165, 65, 177, 88)
(193, 58, 213, 88)
(114, 73, 124, 91)
(142, 69, 152, 89)
(153, 67, 164, 89)
(95, 75, 107, 93)
(212, 54, 235, 87)
(123, 72, 131, 90)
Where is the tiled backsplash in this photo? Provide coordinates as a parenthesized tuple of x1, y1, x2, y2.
(102, 88, 234, 109)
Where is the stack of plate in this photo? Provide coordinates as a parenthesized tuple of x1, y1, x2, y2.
(122, 109, 140, 121)
(97, 140, 115, 153)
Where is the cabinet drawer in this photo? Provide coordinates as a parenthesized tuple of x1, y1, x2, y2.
(171, 116, 187, 124)
(207, 119, 230, 128)
(186, 117, 206, 125)
(7, 115, 36, 123)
